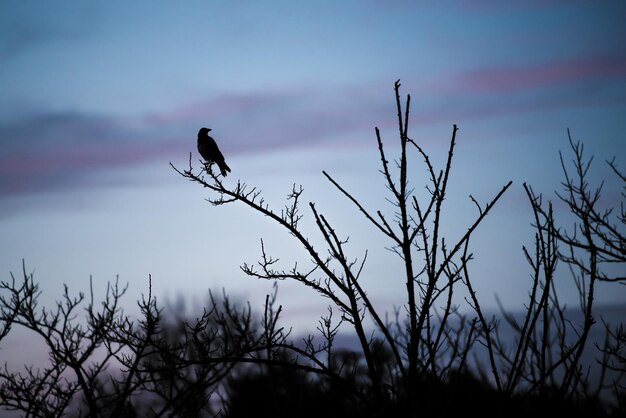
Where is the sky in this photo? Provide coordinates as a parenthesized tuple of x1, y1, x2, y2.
(0, 1, 625, 342)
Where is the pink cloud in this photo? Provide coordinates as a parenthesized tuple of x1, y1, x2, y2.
(452, 55, 626, 93)
(1, 54, 624, 200)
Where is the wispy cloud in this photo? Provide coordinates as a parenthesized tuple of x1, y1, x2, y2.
(1, 53, 623, 200)
(409, 53, 626, 124)
(450, 54, 626, 93)
(0, 112, 182, 196)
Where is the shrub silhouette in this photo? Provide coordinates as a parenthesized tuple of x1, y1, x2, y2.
(1, 81, 624, 417)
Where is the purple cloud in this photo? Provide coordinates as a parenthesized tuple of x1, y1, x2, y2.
(0, 112, 184, 197)
(1, 54, 623, 201)
(404, 53, 626, 125)
(450, 54, 626, 93)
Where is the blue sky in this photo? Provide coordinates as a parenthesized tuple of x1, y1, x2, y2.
(0, 1, 625, 332)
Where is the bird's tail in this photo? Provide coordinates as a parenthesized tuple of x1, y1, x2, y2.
(219, 162, 232, 177)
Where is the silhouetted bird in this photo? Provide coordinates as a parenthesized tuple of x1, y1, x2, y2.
(197, 127, 231, 176)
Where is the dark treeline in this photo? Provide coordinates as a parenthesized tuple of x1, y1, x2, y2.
(1, 82, 624, 417)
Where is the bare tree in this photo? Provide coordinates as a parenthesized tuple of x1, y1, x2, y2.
(511, 135, 625, 399)
(1, 81, 623, 417)
(0, 263, 128, 417)
(172, 80, 513, 415)
(0, 265, 290, 417)
(172, 82, 624, 416)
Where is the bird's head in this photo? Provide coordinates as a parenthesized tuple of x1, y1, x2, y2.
(198, 127, 212, 136)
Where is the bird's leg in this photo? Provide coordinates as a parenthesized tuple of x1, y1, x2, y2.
(200, 160, 212, 174)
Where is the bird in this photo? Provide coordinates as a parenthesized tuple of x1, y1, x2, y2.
(197, 127, 231, 176)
